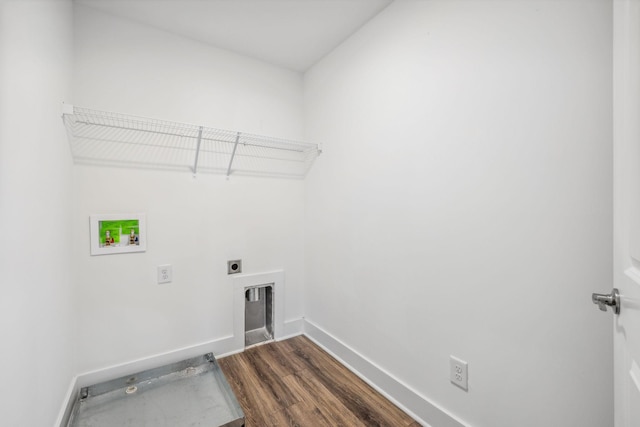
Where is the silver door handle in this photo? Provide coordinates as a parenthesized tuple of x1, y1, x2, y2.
(592, 288, 620, 314)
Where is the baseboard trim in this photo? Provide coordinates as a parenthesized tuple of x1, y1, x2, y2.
(303, 319, 468, 427)
(75, 335, 235, 389)
(57, 318, 462, 427)
(282, 317, 305, 339)
(54, 375, 78, 427)
(74, 317, 305, 389)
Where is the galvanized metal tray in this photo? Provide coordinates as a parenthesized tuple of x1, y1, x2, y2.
(67, 353, 244, 427)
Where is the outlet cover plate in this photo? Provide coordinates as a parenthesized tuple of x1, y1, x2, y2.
(450, 356, 468, 391)
(157, 265, 172, 284)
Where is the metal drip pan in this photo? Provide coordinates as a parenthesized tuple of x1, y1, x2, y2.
(67, 353, 244, 427)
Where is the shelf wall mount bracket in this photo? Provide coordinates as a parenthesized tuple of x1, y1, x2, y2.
(192, 126, 203, 175)
(226, 132, 241, 179)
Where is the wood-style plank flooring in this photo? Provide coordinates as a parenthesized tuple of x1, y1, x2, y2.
(218, 335, 420, 427)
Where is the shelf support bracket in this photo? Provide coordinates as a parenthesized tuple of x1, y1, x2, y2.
(192, 126, 203, 175)
(226, 132, 241, 178)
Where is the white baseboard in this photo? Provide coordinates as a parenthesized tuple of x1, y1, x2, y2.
(281, 317, 305, 339)
(54, 375, 79, 427)
(75, 334, 236, 388)
(75, 317, 304, 388)
(57, 318, 465, 427)
(303, 319, 468, 427)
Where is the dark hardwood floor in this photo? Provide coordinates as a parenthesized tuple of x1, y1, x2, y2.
(218, 335, 421, 427)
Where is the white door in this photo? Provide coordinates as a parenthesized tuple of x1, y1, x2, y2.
(610, 1, 640, 426)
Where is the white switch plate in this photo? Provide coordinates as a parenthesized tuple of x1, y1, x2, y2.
(157, 265, 172, 284)
(450, 356, 468, 391)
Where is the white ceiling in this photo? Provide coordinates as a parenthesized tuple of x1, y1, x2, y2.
(75, 0, 393, 72)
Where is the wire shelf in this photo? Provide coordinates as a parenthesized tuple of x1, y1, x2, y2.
(62, 104, 322, 178)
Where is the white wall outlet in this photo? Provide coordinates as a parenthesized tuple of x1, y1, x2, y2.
(157, 265, 172, 284)
(450, 356, 468, 391)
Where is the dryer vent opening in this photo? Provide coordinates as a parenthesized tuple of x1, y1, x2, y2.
(244, 285, 273, 347)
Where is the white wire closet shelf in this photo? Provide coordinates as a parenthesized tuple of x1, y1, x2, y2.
(61, 104, 322, 179)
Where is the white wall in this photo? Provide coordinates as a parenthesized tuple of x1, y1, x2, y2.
(0, 1, 74, 425)
(72, 5, 305, 373)
(303, 1, 613, 426)
(0, 2, 615, 425)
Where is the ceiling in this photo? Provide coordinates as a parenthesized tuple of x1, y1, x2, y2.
(75, 0, 393, 72)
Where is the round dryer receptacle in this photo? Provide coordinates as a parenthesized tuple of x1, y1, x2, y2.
(227, 259, 242, 274)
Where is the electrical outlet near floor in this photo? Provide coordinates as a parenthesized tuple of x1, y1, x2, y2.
(157, 265, 172, 284)
(450, 356, 468, 391)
